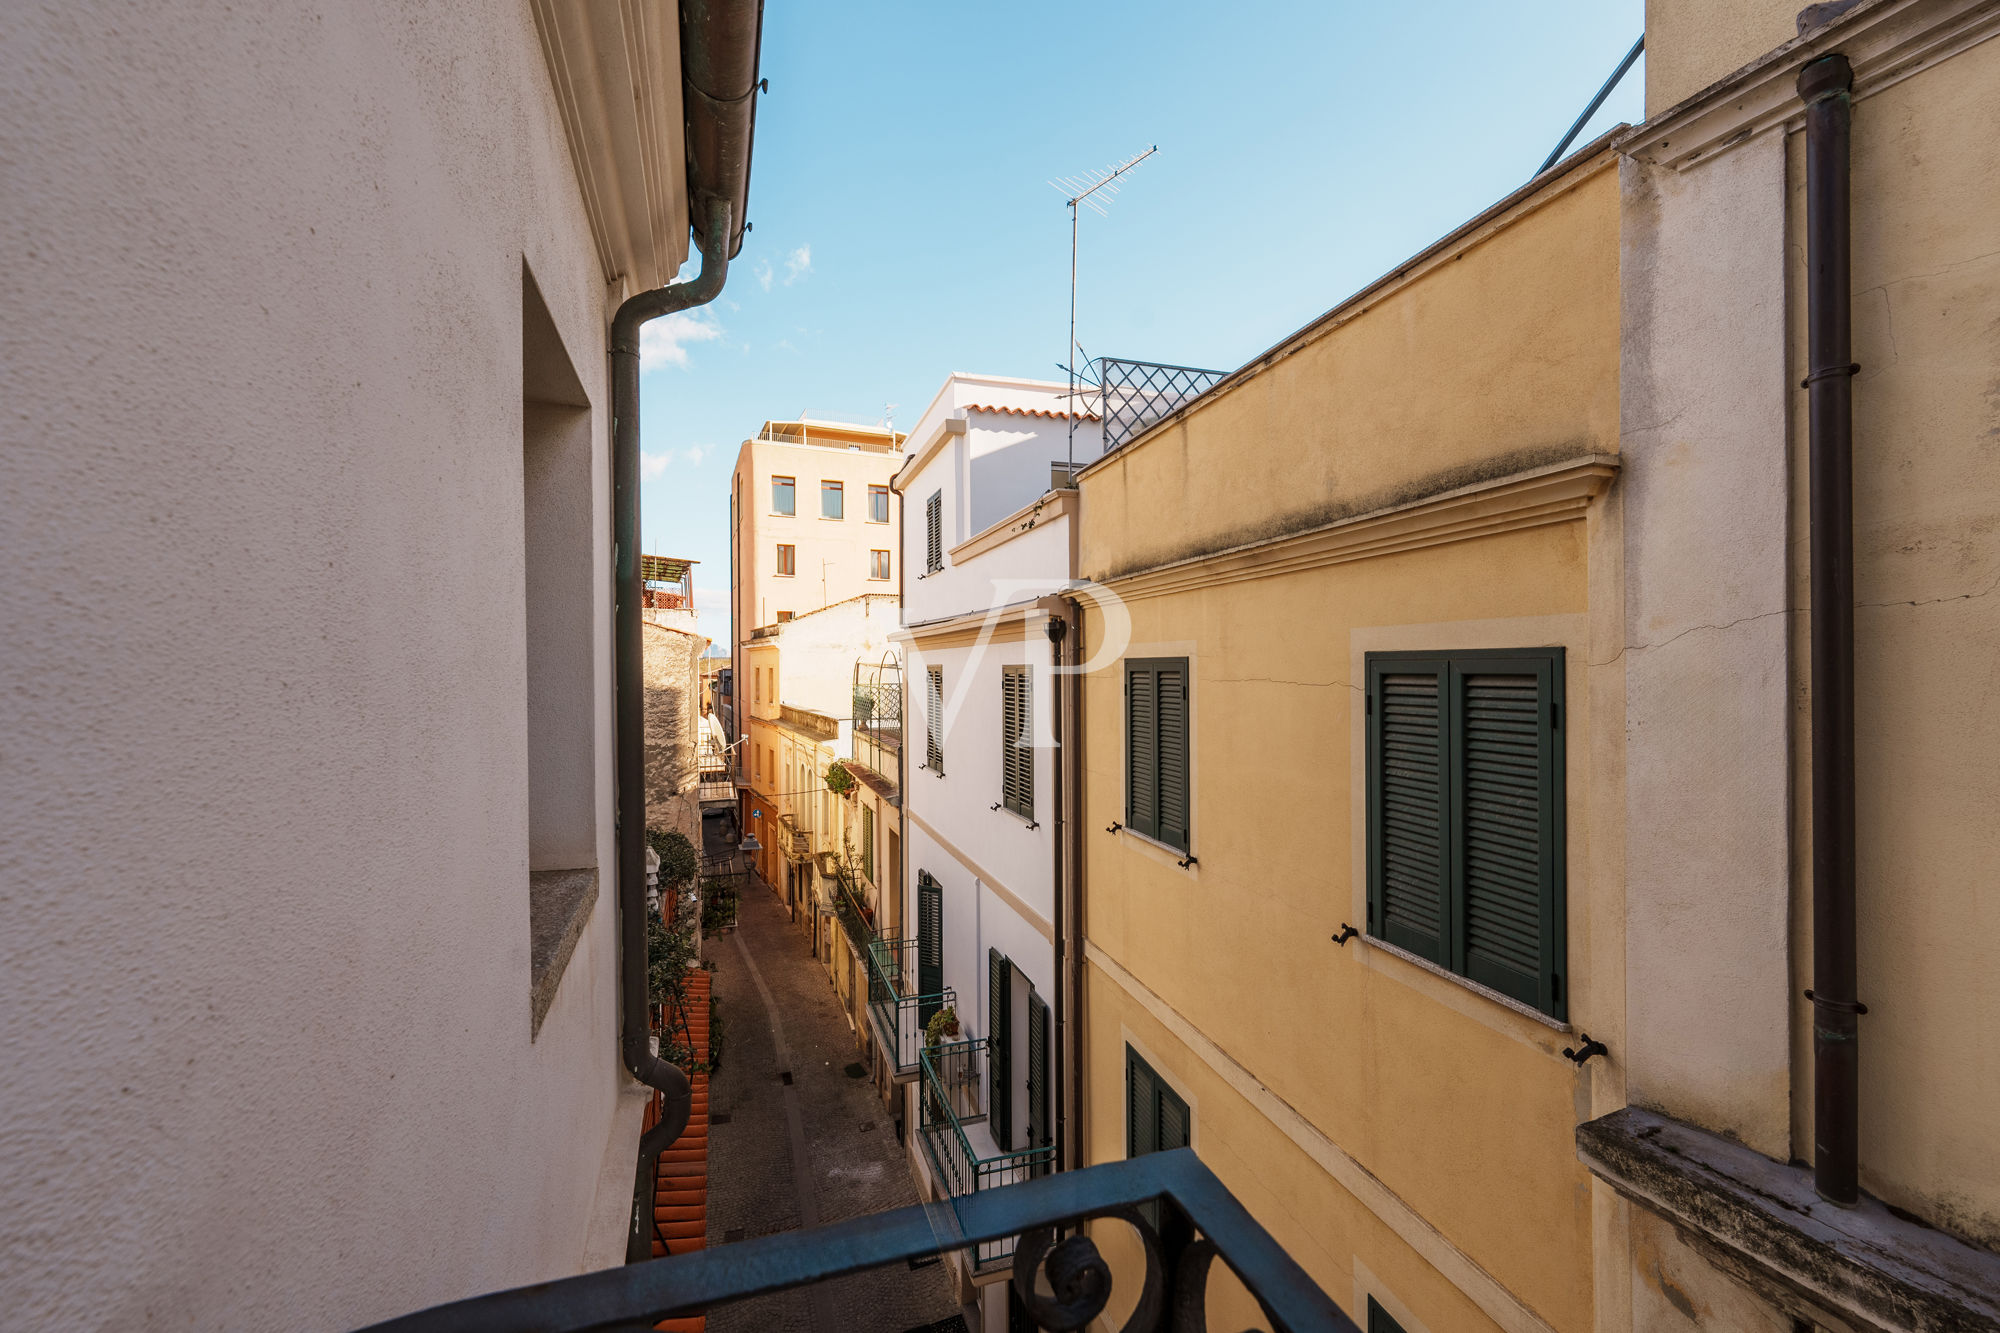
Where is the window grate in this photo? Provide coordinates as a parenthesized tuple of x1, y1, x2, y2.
(1097, 358, 1227, 454)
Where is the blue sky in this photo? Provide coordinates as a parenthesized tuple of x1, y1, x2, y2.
(639, 1, 1645, 646)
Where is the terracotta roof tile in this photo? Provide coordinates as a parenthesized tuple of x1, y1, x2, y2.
(646, 969, 714, 1330)
(962, 403, 1100, 422)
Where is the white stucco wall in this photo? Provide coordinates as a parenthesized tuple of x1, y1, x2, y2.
(2, 3, 636, 1326)
(1619, 136, 1794, 1157)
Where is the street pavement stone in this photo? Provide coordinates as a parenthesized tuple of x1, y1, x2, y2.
(703, 865, 962, 1333)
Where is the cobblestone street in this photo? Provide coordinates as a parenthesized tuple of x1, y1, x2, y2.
(702, 850, 963, 1333)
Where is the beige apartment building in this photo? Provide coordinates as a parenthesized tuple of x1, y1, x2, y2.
(1072, 2, 2000, 1331)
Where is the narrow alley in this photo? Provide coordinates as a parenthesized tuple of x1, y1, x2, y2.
(701, 819, 963, 1333)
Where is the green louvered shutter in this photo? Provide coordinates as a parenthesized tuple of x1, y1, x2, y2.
(925, 666, 944, 773)
(1157, 1076, 1190, 1152)
(917, 873, 942, 1025)
(861, 805, 875, 883)
(1368, 661, 1449, 965)
(1156, 661, 1189, 852)
(1367, 1297, 1409, 1333)
(925, 491, 943, 573)
(988, 948, 1012, 1146)
(1125, 662, 1158, 839)
(1125, 1046, 1157, 1158)
(1453, 657, 1562, 1015)
(1026, 990, 1050, 1171)
(1002, 666, 1032, 818)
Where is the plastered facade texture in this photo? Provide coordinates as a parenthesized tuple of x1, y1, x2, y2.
(645, 620, 709, 848)
(1076, 158, 1622, 1333)
(2, 3, 633, 1325)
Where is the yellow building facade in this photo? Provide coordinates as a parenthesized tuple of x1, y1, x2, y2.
(1075, 143, 1623, 1333)
(1072, 2, 2000, 1329)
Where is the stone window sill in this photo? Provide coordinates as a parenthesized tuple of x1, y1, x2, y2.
(1577, 1107, 2000, 1332)
(529, 866, 598, 1039)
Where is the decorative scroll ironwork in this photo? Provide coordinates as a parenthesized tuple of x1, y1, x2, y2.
(1098, 357, 1228, 453)
(360, 1149, 1356, 1333)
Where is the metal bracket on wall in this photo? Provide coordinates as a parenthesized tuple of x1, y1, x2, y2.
(1330, 924, 1358, 947)
(1105, 821, 1122, 835)
(1175, 854, 1198, 869)
(1562, 1034, 1609, 1066)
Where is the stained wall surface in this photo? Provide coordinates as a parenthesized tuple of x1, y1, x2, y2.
(1, 2, 633, 1325)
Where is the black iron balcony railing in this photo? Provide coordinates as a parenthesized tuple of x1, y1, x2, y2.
(919, 1038, 1057, 1269)
(362, 1148, 1355, 1332)
(1097, 357, 1228, 453)
(865, 938, 952, 1076)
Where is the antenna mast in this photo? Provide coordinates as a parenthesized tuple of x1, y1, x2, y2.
(1049, 145, 1157, 476)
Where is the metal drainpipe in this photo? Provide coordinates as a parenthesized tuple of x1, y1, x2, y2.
(1798, 52, 1863, 1207)
(614, 197, 733, 1262)
(1039, 594, 1084, 1174)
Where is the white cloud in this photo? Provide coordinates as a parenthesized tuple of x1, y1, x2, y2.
(640, 452, 669, 480)
(638, 311, 722, 370)
(640, 444, 717, 479)
(784, 244, 812, 285)
(754, 258, 773, 292)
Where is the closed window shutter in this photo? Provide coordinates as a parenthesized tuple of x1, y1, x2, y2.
(1370, 664, 1448, 965)
(1367, 1297, 1409, 1333)
(925, 491, 943, 573)
(861, 805, 874, 882)
(1126, 1047, 1157, 1157)
(1455, 660, 1560, 1013)
(1126, 663, 1158, 839)
(988, 948, 1011, 1147)
(1156, 663, 1189, 851)
(1157, 1079, 1190, 1152)
(1366, 650, 1566, 1018)
(917, 873, 942, 1025)
(1002, 666, 1032, 817)
(926, 666, 944, 773)
(1026, 991, 1049, 1169)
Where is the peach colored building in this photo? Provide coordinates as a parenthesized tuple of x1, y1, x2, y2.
(729, 419, 903, 774)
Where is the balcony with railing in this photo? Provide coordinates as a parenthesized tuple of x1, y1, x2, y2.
(365, 1146, 1353, 1332)
(864, 938, 951, 1078)
(919, 1038, 1058, 1270)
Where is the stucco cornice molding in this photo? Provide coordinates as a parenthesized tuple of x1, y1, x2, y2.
(1097, 455, 1619, 603)
(890, 416, 966, 494)
(1619, 0, 2000, 171)
(893, 598, 1047, 651)
(531, 0, 690, 290)
(949, 490, 1077, 565)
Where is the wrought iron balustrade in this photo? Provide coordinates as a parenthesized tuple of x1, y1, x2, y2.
(361, 1148, 1354, 1333)
(919, 1038, 1056, 1268)
(865, 938, 952, 1076)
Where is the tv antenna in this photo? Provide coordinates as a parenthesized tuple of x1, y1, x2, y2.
(1049, 145, 1157, 475)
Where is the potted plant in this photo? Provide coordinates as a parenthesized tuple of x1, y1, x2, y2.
(924, 1005, 960, 1049)
(823, 761, 856, 799)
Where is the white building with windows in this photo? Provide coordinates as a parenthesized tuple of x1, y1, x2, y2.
(883, 374, 1101, 1317)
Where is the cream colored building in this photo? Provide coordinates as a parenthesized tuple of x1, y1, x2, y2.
(1073, 3, 2000, 1331)
(729, 419, 903, 752)
(2, 2, 762, 1326)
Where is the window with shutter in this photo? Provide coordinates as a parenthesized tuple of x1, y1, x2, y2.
(988, 947, 1012, 1147)
(1124, 659, 1190, 853)
(917, 872, 943, 1025)
(861, 805, 874, 883)
(1126, 1045, 1190, 1230)
(925, 666, 944, 774)
(1002, 665, 1032, 818)
(925, 491, 943, 573)
(1366, 1297, 1409, 1333)
(1365, 648, 1565, 1018)
(1026, 991, 1050, 1171)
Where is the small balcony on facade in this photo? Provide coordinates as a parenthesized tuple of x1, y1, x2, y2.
(919, 1038, 1057, 1270)
(864, 938, 951, 1078)
(639, 554, 696, 628)
(776, 813, 812, 863)
(695, 729, 735, 804)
